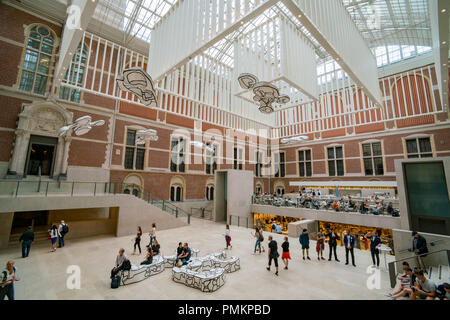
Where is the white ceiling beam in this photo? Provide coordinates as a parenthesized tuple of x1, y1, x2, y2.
(52, 0, 99, 89)
(429, 0, 449, 113)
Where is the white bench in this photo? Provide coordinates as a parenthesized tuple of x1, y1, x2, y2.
(211, 256, 240, 273)
(172, 267, 225, 293)
(120, 255, 164, 285)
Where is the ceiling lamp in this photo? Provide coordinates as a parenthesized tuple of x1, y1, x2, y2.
(57, 115, 105, 136)
(190, 141, 215, 153)
(136, 129, 159, 144)
(117, 67, 158, 107)
(237, 73, 290, 114)
(280, 136, 309, 144)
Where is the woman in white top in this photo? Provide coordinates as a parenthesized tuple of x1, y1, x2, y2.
(225, 224, 232, 250)
(148, 223, 156, 248)
(48, 224, 60, 252)
(0, 260, 19, 300)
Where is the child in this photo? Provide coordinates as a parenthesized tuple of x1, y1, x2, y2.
(225, 224, 232, 250)
(281, 236, 291, 270)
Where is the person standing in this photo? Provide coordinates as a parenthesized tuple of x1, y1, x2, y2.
(344, 229, 356, 267)
(110, 248, 128, 279)
(133, 226, 142, 255)
(58, 220, 68, 248)
(258, 225, 266, 253)
(148, 223, 156, 248)
(365, 230, 381, 267)
(48, 224, 60, 252)
(266, 235, 279, 276)
(253, 227, 262, 254)
(412, 231, 428, 270)
(0, 260, 19, 300)
(316, 229, 325, 261)
(299, 229, 311, 260)
(281, 236, 291, 270)
(225, 224, 232, 250)
(19, 226, 34, 258)
(326, 228, 340, 262)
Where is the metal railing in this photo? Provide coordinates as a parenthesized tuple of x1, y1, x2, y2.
(228, 215, 254, 229)
(0, 180, 191, 224)
(388, 249, 450, 288)
(252, 194, 401, 217)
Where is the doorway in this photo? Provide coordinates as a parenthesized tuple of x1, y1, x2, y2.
(11, 211, 49, 234)
(24, 135, 58, 177)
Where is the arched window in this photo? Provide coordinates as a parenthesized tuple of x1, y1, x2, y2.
(59, 43, 88, 103)
(19, 25, 57, 95)
(170, 185, 183, 202)
(206, 185, 214, 200)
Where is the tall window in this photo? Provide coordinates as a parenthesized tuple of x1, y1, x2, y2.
(233, 147, 243, 170)
(274, 152, 285, 178)
(205, 143, 218, 175)
(255, 151, 263, 177)
(327, 146, 344, 176)
(406, 138, 433, 158)
(298, 149, 312, 177)
(170, 136, 186, 172)
(124, 130, 145, 170)
(19, 25, 56, 95)
(362, 142, 384, 175)
(170, 185, 183, 201)
(206, 185, 214, 200)
(59, 44, 87, 103)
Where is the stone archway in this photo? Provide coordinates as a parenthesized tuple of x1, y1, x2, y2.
(6, 101, 73, 179)
(123, 173, 144, 197)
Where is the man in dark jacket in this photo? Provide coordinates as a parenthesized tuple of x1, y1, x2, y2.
(412, 231, 428, 270)
(299, 229, 310, 260)
(19, 226, 34, 258)
(326, 228, 340, 262)
(344, 230, 356, 267)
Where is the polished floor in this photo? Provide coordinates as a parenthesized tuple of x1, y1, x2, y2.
(0, 218, 394, 300)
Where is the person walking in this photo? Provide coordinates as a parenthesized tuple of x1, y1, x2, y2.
(147, 223, 156, 248)
(48, 224, 60, 252)
(225, 224, 232, 250)
(344, 229, 356, 267)
(258, 225, 266, 253)
(266, 235, 279, 276)
(0, 260, 19, 300)
(281, 236, 291, 270)
(133, 226, 142, 255)
(253, 227, 262, 254)
(19, 226, 34, 258)
(299, 229, 311, 260)
(365, 230, 381, 268)
(57, 220, 68, 248)
(326, 228, 340, 262)
(316, 228, 325, 261)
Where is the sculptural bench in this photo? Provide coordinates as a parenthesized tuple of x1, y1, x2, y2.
(162, 248, 201, 268)
(210, 256, 240, 273)
(172, 267, 225, 293)
(120, 255, 164, 285)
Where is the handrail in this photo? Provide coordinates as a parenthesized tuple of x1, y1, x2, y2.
(388, 249, 450, 288)
(397, 239, 449, 253)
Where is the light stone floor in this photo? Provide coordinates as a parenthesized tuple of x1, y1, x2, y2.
(0, 218, 395, 300)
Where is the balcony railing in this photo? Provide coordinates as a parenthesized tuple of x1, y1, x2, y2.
(251, 194, 400, 217)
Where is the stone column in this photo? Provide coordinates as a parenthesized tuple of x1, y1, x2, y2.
(57, 136, 72, 180)
(0, 212, 14, 249)
(6, 130, 30, 179)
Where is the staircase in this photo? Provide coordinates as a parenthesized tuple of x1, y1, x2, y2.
(9, 230, 49, 246)
(427, 265, 450, 284)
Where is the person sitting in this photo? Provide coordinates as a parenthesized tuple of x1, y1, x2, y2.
(140, 247, 153, 265)
(409, 269, 436, 300)
(435, 283, 450, 300)
(311, 200, 320, 210)
(151, 238, 161, 256)
(332, 201, 339, 212)
(179, 243, 192, 265)
(387, 267, 413, 298)
(110, 248, 129, 279)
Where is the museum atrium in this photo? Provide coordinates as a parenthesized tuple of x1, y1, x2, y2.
(0, 0, 448, 300)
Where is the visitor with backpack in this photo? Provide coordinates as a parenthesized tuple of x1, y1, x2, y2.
(48, 224, 60, 252)
(0, 260, 19, 300)
(110, 248, 130, 279)
(58, 220, 69, 248)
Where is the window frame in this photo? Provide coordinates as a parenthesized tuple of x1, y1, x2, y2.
(170, 135, 188, 173)
(273, 151, 286, 178)
(297, 148, 312, 177)
(205, 142, 218, 175)
(404, 137, 433, 159)
(361, 141, 384, 176)
(327, 145, 344, 177)
(59, 43, 88, 103)
(123, 128, 147, 170)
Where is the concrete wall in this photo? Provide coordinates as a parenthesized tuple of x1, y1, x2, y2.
(0, 212, 14, 249)
(48, 207, 110, 224)
(213, 172, 226, 222)
(392, 229, 450, 270)
(169, 200, 213, 216)
(252, 204, 402, 230)
(288, 219, 318, 239)
(226, 170, 254, 220)
(0, 193, 188, 248)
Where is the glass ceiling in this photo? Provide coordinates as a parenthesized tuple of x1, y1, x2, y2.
(92, 0, 432, 69)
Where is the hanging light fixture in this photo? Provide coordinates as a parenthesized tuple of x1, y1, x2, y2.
(280, 136, 309, 144)
(117, 67, 158, 107)
(135, 129, 159, 144)
(57, 115, 105, 136)
(237, 73, 290, 114)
